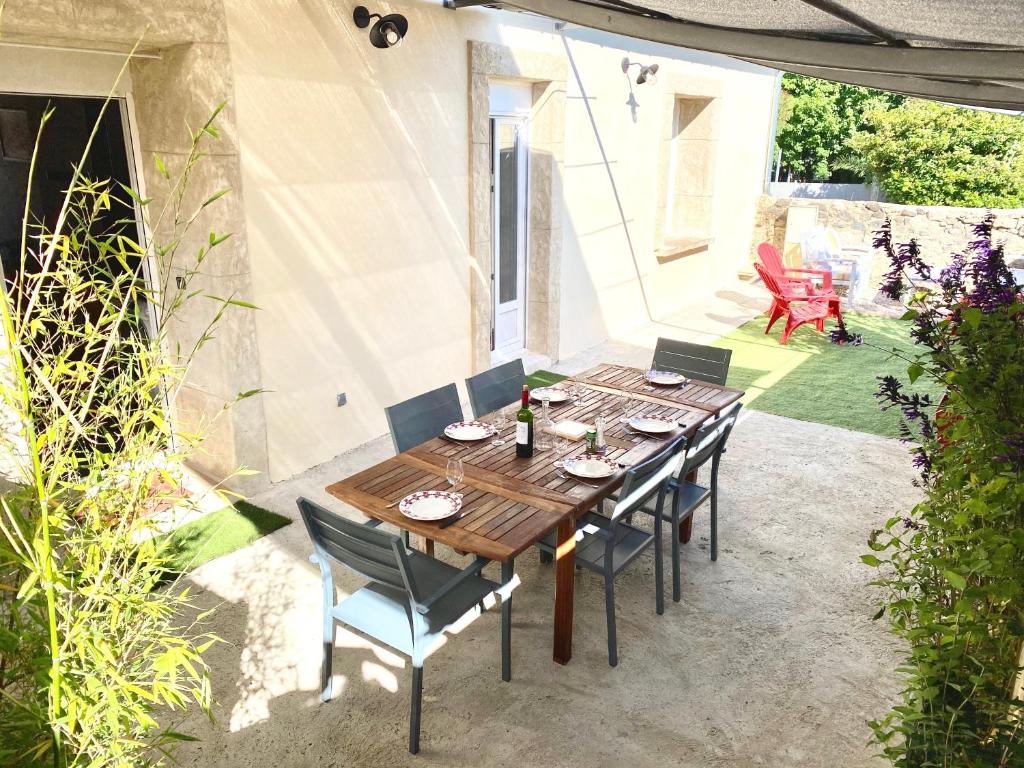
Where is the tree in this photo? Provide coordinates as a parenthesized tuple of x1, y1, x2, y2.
(849, 99, 1024, 207)
(774, 73, 903, 182)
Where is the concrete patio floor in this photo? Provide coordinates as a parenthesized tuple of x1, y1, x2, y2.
(174, 280, 916, 767)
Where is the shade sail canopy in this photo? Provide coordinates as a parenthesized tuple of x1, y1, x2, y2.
(479, 0, 1024, 110)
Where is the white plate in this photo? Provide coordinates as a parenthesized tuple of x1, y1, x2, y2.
(645, 370, 688, 386)
(399, 491, 463, 521)
(531, 386, 571, 404)
(562, 455, 617, 479)
(444, 420, 497, 441)
(628, 414, 678, 434)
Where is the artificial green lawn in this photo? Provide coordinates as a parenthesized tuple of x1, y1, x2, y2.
(525, 369, 567, 388)
(713, 312, 943, 438)
(162, 500, 291, 575)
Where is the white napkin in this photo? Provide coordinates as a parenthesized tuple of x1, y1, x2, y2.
(549, 420, 590, 441)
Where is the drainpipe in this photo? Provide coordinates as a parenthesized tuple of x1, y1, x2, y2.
(763, 70, 784, 193)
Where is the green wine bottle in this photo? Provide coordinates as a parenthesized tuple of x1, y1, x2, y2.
(516, 384, 534, 458)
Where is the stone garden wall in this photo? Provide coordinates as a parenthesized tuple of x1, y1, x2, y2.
(752, 195, 1024, 301)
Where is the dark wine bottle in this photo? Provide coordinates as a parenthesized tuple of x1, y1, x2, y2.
(515, 384, 534, 458)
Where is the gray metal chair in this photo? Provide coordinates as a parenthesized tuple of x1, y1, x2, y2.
(384, 382, 463, 454)
(536, 433, 687, 666)
(465, 359, 525, 418)
(297, 497, 515, 754)
(652, 338, 732, 385)
(616, 402, 742, 602)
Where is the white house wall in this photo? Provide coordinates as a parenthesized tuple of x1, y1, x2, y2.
(223, 0, 775, 482)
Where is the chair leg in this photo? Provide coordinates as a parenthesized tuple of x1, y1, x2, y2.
(319, 566, 336, 702)
(780, 316, 797, 344)
(654, 507, 664, 616)
(321, 621, 335, 702)
(409, 664, 423, 754)
(604, 573, 618, 667)
(710, 492, 719, 562)
(672, 513, 682, 603)
(765, 301, 785, 333)
(501, 559, 513, 683)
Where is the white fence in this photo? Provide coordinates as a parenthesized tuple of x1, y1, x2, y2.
(767, 182, 884, 201)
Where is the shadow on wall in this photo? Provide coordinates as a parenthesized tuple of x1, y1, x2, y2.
(228, 0, 490, 480)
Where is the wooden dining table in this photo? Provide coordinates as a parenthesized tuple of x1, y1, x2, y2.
(325, 363, 744, 666)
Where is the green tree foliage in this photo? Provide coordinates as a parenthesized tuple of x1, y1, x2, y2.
(850, 99, 1024, 207)
(774, 73, 903, 181)
(0, 90, 255, 764)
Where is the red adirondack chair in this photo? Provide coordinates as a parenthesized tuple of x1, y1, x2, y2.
(754, 262, 842, 344)
(757, 242, 842, 315)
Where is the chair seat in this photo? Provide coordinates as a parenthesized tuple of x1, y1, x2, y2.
(537, 511, 654, 575)
(791, 301, 829, 321)
(334, 550, 498, 658)
(666, 479, 712, 519)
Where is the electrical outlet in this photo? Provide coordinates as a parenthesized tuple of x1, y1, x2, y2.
(336, 392, 347, 407)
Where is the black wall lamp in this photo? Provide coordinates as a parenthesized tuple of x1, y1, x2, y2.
(353, 6, 408, 49)
(621, 57, 659, 85)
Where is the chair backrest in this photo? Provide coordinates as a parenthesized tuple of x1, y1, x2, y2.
(611, 431, 689, 522)
(385, 382, 463, 454)
(296, 497, 417, 598)
(652, 338, 732, 386)
(678, 402, 743, 478)
(757, 242, 785, 276)
(465, 359, 525, 419)
(754, 262, 787, 301)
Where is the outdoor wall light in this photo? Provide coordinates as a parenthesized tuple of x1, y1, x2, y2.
(353, 6, 408, 49)
(621, 57, 659, 85)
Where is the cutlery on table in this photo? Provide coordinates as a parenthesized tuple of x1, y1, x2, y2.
(439, 509, 473, 528)
(556, 471, 600, 488)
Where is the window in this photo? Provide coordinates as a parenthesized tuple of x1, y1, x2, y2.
(660, 96, 717, 258)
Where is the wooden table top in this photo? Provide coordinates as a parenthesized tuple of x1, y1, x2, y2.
(326, 364, 742, 562)
(579, 363, 743, 414)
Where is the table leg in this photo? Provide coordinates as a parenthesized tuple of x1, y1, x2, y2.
(501, 558, 513, 682)
(553, 518, 575, 665)
(422, 537, 435, 557)
(679, 470, 697, 543)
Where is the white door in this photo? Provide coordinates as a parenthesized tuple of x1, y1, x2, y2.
(491, 115, 529, 358)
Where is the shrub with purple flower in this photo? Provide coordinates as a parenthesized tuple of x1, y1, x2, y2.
(865, 216, 1024, 767)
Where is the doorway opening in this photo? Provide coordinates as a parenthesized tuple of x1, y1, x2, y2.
(489, 81, 532, 365)
(0, 92, 155, 449)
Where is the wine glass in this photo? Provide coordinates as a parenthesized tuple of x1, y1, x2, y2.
(552, 436, 570, 472)
(568, 379, 583, 406)
(446, 458, 464, 499)
(619, 392, 636, 423)
(491, 408, 508, 446)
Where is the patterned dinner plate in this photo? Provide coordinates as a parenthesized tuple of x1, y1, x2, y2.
(628, 414, 678, 434)
(444, 420, 497, 441)
(645, 370, 689, 386)
(399, 490, 463, 521)
(562, 455, 618, 479)
(531, 386, 571, 404)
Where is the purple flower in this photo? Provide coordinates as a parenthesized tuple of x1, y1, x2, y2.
(830, 319, 863, 345)
(938, 251, 966, 298)
(902, 515, 922, 531)
(876, 374, 934, 443)
(993, 434, 1024, 469)
(966, 214, 1017, 312)
(875, 220, 932, 301)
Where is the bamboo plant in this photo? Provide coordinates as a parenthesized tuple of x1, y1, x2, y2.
(0, 83, 255, 766)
